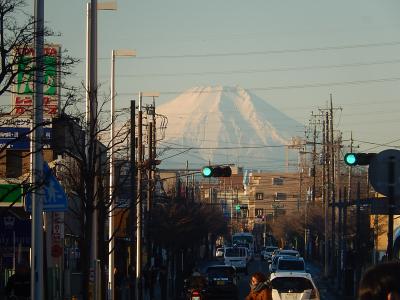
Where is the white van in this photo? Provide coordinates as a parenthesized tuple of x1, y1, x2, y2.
(224, 246, 248, 274)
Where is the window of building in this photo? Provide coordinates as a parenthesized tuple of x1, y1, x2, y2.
(256, 192, 264, 200)
(272, 177, 284, 185)
(275, 192, 287, 201)
(6, 150, 23, 178)
(255, 208, 263, 217)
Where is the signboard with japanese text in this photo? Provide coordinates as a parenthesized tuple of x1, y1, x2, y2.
(0, 117, 52, 150)
(12, 45, 61, 117)
(51, 212, 64, 259)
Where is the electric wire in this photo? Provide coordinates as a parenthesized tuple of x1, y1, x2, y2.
(114, 58, 400, 78)
(96, 41, 400, 60)
(119, 76, 400, 96)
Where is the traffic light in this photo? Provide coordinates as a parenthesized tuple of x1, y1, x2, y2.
(201, 166, 232, 177)
(235, 204, 241, 211)
(344, 152, 376, 166)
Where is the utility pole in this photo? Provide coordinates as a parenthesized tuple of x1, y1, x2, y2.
(32, 0, 44, 298)
(336, 133, 343, 290)
(146, 122, 153, 267)
(147, 122, 153, 213)
(325, 112, 331, 277)
(136, 93, 143, 300)
(312, 116, 317, 204)
(322, 118, 329, 278)
(298, 151, 302, 212)
(329, 97, 336, 280)
(129, 100, 136, 300)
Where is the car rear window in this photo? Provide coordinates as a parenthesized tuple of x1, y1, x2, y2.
(280, 251, 298, 256)
(271, 277, 313, 292)
(278, 259, 304, 271)
(225, 248, 246, 257)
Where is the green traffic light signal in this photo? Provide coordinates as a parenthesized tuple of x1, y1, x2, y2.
(201, 166, 232, 177)
(344, 152, 376, 166)
(201, 166, 213, 177)
(344, 153, 357, 166)
(235, 204, 241, 211)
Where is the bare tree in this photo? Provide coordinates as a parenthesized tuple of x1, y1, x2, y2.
(0, 0, 79, 214)
(0, 0, 76, 99)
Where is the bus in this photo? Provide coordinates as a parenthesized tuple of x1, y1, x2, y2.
(232, 232, 255, 260)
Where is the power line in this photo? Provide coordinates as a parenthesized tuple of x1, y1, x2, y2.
(158, 144, 288, 150)
(113, 58, 400, 78)
(363, 138, 400, 152)
(97, 41, 400, 60)
(353, 139, 400, 149)
(119, 76, 400, 96)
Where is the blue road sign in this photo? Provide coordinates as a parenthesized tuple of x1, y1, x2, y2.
(0, 127, 51, 149)
(25, 162, 68, 212)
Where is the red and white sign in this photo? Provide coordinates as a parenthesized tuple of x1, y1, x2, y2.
(51, 212, 64, 258)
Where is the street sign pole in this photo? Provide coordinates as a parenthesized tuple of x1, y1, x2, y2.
(32, 0, 44, 299)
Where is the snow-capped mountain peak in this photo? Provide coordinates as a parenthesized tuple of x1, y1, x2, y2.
(157, 85, 302, 170)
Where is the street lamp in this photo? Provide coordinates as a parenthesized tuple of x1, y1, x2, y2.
(86, 1, 116, 299)
(109, 49, 136, 300)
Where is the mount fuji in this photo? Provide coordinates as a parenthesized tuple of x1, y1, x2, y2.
(157, 86, 303, 171)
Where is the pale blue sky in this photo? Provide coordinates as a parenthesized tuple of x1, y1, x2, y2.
(4, 0, 400, 153)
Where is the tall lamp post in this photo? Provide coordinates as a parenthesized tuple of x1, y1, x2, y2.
(86, 1, 116, 299)
(109, 49, 136, 300)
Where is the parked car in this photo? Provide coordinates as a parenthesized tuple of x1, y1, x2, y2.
(270, 272, 320, 300)
(262, 246, 279, 262)
(275, 256, 306, 273)
(204, 265, 239, 299)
